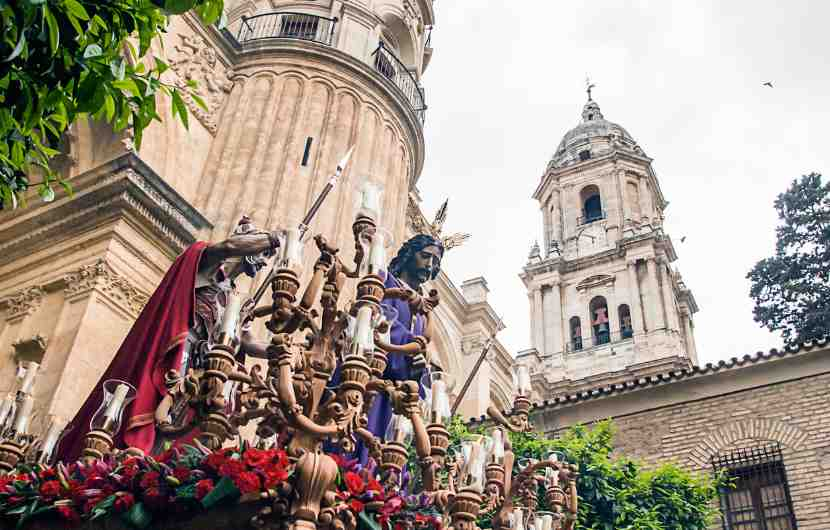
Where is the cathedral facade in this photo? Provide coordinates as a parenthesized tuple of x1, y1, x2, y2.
(0, 1, 511, 434)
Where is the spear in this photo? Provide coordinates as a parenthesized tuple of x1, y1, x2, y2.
(249, 146, 355, 307)
(450, 316, 505, 416)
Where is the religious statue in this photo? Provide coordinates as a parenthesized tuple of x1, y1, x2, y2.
(367, 234, 444, 444)
(58, 217, 280, 459)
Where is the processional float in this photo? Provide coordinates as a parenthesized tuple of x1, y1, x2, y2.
(0, 149, 578, 530)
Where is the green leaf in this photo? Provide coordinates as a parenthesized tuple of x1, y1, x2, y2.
(113, 79, 141, 97)
(163, 0, 198, 15)
(358, 511, 382, 530)
(111, 59, 126, 80)
(155, 57, 169, 75)
(43, 6, 60, 55)
(104, 93, 115, 121)
(66, 11, 83, 36)
(83, 44, 103, 58)
(171, 89, 189, 129)
(64, 0, 90, 20)
(3, 31, 25, 62)
(190, 92, 208, 112)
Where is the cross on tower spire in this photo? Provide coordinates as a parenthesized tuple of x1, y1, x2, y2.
(585, 76, 596, 101)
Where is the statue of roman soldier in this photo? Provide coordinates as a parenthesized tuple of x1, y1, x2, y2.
(58, 217, 280, 459)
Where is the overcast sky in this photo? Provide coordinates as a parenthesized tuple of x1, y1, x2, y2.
(417, 1, 830, 365)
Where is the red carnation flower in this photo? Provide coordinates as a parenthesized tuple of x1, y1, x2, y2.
(39, 480, 62, 500)
(143, 487, 169, 511)
(367, 477, 383, 493)
(263, 467, 289, 489)
(38, 468, 57, 481)
(204, 452, 229, 471)
(232, 471, 261, 494)
(139, 470, 160, 488)
(218, 459, 245, 478)
(243, 448, 274, 469)
(173, 467, 191, 483)
(57, 505, 81, 525)
(84, 473, 108, 489)
(276, 450, 289, 468)
(344, 471, 365, 496)
(114, 492, 135, 513)
(349, 499, 365, 513)
(195, 479, 214, 500)
(121, 461, 140, 481)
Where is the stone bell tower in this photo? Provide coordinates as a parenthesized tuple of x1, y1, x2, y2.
(516, 95, 700, 398)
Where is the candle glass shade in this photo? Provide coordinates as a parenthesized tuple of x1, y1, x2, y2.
(384, 414, 413, 447)
(351, 304, 375, 359)
(37, 416, 68, 465)
(279, 227, 304, 270)
(18, 361, 39, 395)
(12, 395, 34, 436)
(429, 372, 452, 426)
(90, 380, 137, 435)
(547, 450, 565, 463)
(0, 393, 14, 432)
(354, 180, 384, 224)
(489, 427, 505, 464)
(514, 365, 532, 397)
(358, 227, 393, 278)
(461, 436, 489, 493)
(509, 508, 527, 530)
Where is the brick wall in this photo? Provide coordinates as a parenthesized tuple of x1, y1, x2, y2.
(602, 372, 830, 529)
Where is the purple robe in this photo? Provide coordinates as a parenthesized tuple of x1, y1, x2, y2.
(365, 273, 427, 440)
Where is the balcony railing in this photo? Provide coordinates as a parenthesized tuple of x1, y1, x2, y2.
(236, 12, 337, 46)
(577, 209, 607, 226)
(371, 42, 427, 123)
(567, 328, 633, 353)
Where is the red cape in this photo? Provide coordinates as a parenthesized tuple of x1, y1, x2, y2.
(58, 242, 208, 461)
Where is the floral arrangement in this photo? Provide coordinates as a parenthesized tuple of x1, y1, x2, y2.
(0, 446, 443, 530)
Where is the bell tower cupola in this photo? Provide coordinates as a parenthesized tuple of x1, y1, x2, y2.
(517, 93, 700, 399)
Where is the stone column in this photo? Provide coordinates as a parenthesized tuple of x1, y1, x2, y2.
(528, 291, 537, 350)
(626, 260, 646, 334)
(532, 287, 545, 353)
(543, 283, 564, 354)
(552, 188, 563, 242)
(637, 174, 650, 221)
(682, 313, 699, 366)
(542, 197, 552, 256)
(645, 257, 665, 331)
(618, 169, 630, 222)
(659, 259, 681, 332)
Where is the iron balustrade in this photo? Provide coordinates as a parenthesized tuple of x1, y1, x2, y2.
(371, 42, 427, 123)
(577, 209, 607, 226)
(567, 328, 634, 353)
(236, 12, 337, 46)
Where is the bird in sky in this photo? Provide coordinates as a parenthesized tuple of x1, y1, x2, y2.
(680, 236, 687, 243)
(763, 81, 773, 88)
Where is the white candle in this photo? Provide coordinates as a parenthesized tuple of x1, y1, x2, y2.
(542, 514, 553, 530)
(352, 305, 374, 357)
(430, 380, 448, 424)
(280, 228, 302, 269)
(19, 361, 39, 395)
(356, 181, 382, 223)
(0, 393, 14, 427)
(491, 428, 505, 463)
(220, 292, 243, 338)
(511, 508, 525, 530)
(103, 383, 130, 423)
(13, 395, 34, 434)
(516, 365, 531, 396)
(368, 230, 387, 275)
(39, 418, 65, 462)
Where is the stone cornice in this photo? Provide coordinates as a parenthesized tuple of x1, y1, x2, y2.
(0, 154, 212, 265)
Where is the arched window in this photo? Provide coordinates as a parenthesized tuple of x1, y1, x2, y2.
(569, 316, 582, 351)
(618, 304, 633, 339)
(590, 296, 610, 346)
(580, 185, 603, 224)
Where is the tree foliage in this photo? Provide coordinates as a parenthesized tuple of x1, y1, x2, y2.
(747, 173, 830, 344)
(0, 0, 225, 209)
(449, 417, 723, 530)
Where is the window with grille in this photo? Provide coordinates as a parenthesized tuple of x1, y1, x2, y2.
(712, 442, 797, 530)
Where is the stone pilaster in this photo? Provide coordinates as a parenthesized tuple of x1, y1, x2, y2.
(645, 257, 665, 331)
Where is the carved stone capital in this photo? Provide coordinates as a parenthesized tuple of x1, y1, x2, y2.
(63, 259, 149, 316)
(4, 286, 46, 321)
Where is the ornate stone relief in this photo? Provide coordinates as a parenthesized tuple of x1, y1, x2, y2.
(4, 286, 46, 320)
(63, 259, 149, 316)
(169, 34, 233, 134)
